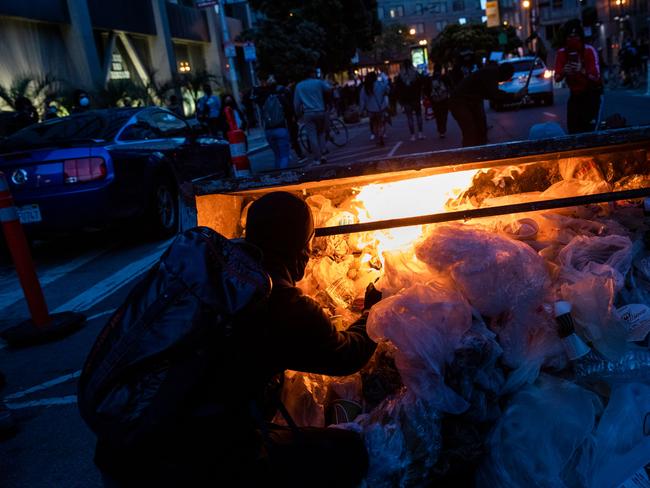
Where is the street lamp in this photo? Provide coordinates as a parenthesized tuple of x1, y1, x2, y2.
(409, 27, 417, 35)
(522, 0, 534, 50)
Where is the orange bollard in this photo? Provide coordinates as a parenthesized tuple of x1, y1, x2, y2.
(0, 172, 85, 347)
(0, 172, 50, 326)
(224, 106, 251, 178)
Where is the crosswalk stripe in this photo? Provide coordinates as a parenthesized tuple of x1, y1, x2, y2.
(4, 370, 81, 400)
(52, 243, 169, 314)
(0, 245, 115, 310)
(6, 395, 77, 410)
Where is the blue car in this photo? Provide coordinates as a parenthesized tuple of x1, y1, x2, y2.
(0, 107, 231, 237)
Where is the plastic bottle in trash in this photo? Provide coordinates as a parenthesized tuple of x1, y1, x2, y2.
(554, 300, 650, 383)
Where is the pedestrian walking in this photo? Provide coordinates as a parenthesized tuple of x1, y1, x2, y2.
(359, 71, 389, 146)
(554, 20, 602, 134)
(253, 76, 292, 170)
(293, 69, 331, 165)
(196, 83, 221, 137)
(449, 63, 526, 147)
(429, 65, 451, 138)
(395, 60, 425, 141)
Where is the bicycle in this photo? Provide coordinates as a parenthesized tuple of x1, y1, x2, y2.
(299, 117, 349, 155)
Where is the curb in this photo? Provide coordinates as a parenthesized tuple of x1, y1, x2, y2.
(248, 143, 270, 155)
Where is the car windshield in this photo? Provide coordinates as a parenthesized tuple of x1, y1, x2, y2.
(0, 109, 138, 151)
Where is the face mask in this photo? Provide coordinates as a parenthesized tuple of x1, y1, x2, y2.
(79, 97, 90, 107)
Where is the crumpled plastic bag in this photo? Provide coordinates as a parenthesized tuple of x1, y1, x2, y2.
(415, 224, 550, 318)
(588, 383, 650, 488)
(376, 249, 436, 297)
(476, 375, 601, 488)
(557, 234, 634, 292)
(357, 390, 441, 488)
(367, 281, 473, 413)
(444, 320, 505, 423)
(560, 275, 628, 360)
(494, 306, 567, 393)
(279, 371, 362, 427)
(540, 178, 611, 201)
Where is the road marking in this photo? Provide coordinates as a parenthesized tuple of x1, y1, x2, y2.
(6, 395, 77, 410)
(387, 141, 403, 157)
(4, 370, 81, 400)
(543, 112, 557, 118)
(0, 245, 115, 310)
(87, 309, 117, 322)
(52, 241, 170, 314)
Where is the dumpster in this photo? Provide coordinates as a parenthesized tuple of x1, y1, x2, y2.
(186, 127, 650, 487)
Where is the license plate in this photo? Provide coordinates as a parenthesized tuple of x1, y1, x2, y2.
(17, 204, 42, 224)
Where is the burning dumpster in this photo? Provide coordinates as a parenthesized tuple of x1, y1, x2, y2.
(187, 127, 650, 487)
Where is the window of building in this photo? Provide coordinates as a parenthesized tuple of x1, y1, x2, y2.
(458, 17, 467, 23)
(552, 0, 563, 8)
(435, 20, 448, 30)
(429, 2, 448, 13)
(414, 22, 425, 33)
(415, 3, 424, 14)
(389, 5, 405, 17)
(378, 6, 385, 18)
(453, 0, 465, 11)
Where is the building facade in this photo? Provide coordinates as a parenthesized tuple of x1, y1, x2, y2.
(377, 0, 487, 41)
(0, 0, 255, 108)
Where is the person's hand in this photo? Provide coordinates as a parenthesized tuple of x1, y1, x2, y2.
(363, 282, 382, 311)
(564, 62, 580, 75)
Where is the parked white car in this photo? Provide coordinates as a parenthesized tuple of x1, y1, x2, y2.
(492, 56, 554, 110)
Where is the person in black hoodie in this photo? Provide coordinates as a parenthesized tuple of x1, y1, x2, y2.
(238, 191, 380, 486)
(449, 63, 527, 147)
(95, 191, 379, 488)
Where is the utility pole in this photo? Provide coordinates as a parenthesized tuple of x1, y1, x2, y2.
(217, 0, 241, 105)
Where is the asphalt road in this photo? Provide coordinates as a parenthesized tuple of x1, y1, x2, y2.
(1, 86, 650, 487)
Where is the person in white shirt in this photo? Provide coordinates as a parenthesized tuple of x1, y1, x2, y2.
(196, 83, 222, 137)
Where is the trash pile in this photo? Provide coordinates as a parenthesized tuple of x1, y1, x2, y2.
(267, 151, 650, 486)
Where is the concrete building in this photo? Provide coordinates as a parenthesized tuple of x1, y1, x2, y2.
(377, 0, 488, 42)
(0, 0, 254, 108)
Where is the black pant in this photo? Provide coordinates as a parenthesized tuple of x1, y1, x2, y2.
(432, 99, 449, 135)
(567, 89, 602, 134)
(450, 98, 487, 147)
(99, 424, 367, 488)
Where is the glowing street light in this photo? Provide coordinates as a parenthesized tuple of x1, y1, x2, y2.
(409, 27, 417, 35)
(522, 0, 531, 8)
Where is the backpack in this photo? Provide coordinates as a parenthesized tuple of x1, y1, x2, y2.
(262, 93, 286, 129)
(430, 77, 450, 103)
(77, 227, 272, 449)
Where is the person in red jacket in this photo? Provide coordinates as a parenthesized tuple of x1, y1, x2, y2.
(554, 20, 602, 134)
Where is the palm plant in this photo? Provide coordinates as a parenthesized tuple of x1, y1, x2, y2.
(0, 74, 60, 113)
(176, 70, 221, 116)
(96, 79, 149, 108)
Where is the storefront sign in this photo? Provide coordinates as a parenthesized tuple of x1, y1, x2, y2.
(486, 1, 500, 28)
(243, 42, 257, 62)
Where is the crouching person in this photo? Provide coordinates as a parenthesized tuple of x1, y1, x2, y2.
(82, 191, 379, 487)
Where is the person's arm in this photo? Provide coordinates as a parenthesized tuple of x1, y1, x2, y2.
(583, 45, 601, 83)
(277, 291, 377, 376)
(483, 70, 521, 103)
